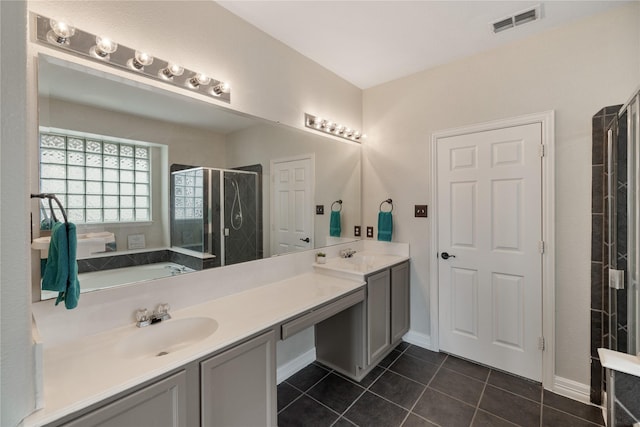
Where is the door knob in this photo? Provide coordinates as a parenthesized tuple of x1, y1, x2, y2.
(300, 237, 310, 243)
(441, 252, 456, 260)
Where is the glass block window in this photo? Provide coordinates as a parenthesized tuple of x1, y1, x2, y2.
(39, 132, 151, 224)
(173, 169, 204, 220)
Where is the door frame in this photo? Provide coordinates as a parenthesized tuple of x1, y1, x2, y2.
(429, 111, 555, 389)
(269, 153, 316, 255)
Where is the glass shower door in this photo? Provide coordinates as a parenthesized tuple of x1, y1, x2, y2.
(627, 95, 639, 356)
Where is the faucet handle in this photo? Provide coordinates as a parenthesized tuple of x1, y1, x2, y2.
(135, 308, 151, 327)
(136, 308, 148, 321)
(154, 303, 171, 321)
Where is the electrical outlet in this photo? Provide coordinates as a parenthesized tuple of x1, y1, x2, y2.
(354, 226, 361, 237)
(415, 204, 428, 218)
(316, 205, 324, 215)
(366, 226, 374, 238)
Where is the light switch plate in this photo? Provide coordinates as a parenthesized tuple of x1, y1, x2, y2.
(354, 226, 361, 237)
(316, 205, 324, 215)
(366, 226, 374, 238)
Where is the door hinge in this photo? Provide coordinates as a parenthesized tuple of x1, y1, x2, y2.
(538, 336, 545, 351)
(539, 144, 545, 157)
(538, 241, 545, 254)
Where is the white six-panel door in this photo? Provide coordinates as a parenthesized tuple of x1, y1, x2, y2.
(271, 157, 314, 255)
(437, 123, 543, 381)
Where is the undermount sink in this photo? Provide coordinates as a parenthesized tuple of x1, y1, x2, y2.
(115, 317, 218, 359)
(319, 253, 404, 274)
(343, 254, 397, 267)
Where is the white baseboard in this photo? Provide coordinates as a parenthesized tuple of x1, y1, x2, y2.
(402, 330, 431, 350)
(553, 376, 592, 405)
(276, 347, 316, 384)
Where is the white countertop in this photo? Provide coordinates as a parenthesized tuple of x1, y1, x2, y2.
(24, 272, 365, 427)
(313, 252, 410, 279)
(598, 348, 640, 378)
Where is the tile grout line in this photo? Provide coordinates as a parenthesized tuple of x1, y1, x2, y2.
(469, 370, 490, 427)
(278, 366, 333, 414)
(398, 353, 449, 426)
(330, 343, 411, 427)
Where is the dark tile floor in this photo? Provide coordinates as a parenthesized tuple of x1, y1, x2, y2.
(278, 342, 605, 427)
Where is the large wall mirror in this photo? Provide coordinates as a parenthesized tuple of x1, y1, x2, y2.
(34, 54, 361, 300)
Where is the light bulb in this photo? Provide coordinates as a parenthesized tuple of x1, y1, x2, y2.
(160, 63, 184, 79)
(354, 131, 362, 140)
(46, 19, 75, 45)
(90, 36, 118, 60)
(211, 82, 230, 95)
(128, 51, 154, 70)
(314, 118, 323, 129)
(188, 73, 210, 88)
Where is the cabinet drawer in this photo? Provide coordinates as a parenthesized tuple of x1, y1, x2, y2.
(281, 289, 365, 339)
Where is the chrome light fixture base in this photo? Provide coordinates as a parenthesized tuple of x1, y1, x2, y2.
(34, 14, 231, 104)
(304, 113, 365, 143)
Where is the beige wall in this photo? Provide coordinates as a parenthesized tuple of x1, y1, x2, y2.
(362, 2, 640, 385)
(1, 1, 35, 426)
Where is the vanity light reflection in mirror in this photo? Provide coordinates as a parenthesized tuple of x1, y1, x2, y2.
(34, 54, 362, 300)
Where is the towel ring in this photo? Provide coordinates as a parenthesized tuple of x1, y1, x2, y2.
(31, 193, 68, 223)
(379, 198, 393, 213)
(331, 200, 343, 212)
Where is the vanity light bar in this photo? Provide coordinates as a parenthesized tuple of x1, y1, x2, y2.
(34, 14, 231, 103)
(304, 113, 366, 143)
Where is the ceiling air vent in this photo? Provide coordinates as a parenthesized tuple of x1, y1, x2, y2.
(492, 17, 514, 33)
(492, 4, 541, 34)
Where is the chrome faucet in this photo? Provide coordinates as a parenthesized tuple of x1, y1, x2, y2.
(339, 248, 356, 258)
(135, 303, 171, 327)
(165, 265, 188, 276)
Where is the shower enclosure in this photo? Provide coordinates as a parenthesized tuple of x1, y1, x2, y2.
(170, 166, 260, 267)
(605, 90, 640, 426)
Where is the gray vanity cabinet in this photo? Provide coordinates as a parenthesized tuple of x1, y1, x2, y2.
(367, 261, 410, 364)
(390, 262, 410, 344)
(200, 330, 277, 427)
(367, 269, 391, 364)
(61, 371, 188, 427)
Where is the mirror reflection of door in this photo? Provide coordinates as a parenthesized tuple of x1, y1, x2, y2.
(271, 155, 314, 255)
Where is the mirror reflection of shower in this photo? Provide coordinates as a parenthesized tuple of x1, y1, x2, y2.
(226, 176, 243, 230)
(171, 165, 261, 268)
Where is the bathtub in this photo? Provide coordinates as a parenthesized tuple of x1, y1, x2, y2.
(41, 262, 194, 300)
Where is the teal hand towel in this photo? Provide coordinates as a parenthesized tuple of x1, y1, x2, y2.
(42, 222, 80, 309)
(377, 211, 393, 242)
(330, 211, 341, 237)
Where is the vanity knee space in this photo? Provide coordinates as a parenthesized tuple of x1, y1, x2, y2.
(315, 260, 410, 381)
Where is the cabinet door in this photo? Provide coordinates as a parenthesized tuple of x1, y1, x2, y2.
(201, 330, 276, 427)
(63, 371, 187, 427)
(367, 269, 391, 364)
(391, 262, 410, 344)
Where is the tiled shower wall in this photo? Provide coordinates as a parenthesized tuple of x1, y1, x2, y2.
(591, 106, 640, 426)
(591, 105, 621, 404)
